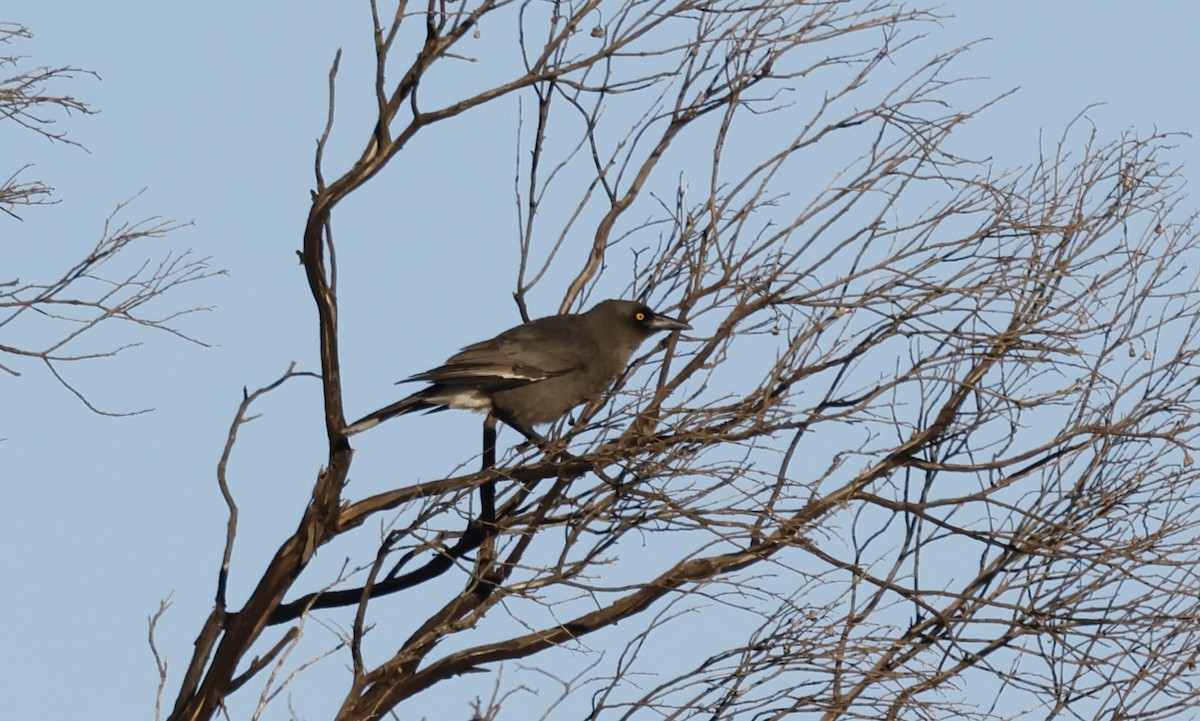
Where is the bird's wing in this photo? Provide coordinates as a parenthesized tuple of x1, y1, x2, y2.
(404, 315, 597, 389)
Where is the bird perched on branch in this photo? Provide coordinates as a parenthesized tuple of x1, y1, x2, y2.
(346, 299, 690, 441)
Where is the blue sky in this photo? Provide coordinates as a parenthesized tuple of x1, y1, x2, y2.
(4, 3, 1199, 719)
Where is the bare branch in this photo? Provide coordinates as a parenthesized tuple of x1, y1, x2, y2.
(163, 3, 1200, 721)
(1, 193, 223, 413)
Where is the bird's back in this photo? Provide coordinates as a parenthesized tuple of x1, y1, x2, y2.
(486, 309, 639, 425)
(413, 312, 601, 391)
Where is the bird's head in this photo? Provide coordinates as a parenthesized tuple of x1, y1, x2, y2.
(589, 299, 691, 342)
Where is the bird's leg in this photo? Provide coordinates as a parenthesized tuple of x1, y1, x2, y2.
(506, 420, 579, 464)
(495, 413, 550, 450)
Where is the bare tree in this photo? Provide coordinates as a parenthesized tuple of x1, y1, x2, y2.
(163, 2, 1200, 720)
(1, 22, 218, 415)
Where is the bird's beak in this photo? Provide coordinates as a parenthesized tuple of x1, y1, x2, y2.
(647, 312, 691, 332)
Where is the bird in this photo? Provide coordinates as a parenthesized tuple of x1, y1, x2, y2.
(346, 299, 690, 441)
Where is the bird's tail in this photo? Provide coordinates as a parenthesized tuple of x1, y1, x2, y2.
(345, 391, 437, 435)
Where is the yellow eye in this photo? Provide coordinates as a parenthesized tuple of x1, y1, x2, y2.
(635, 312, 646, 321)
